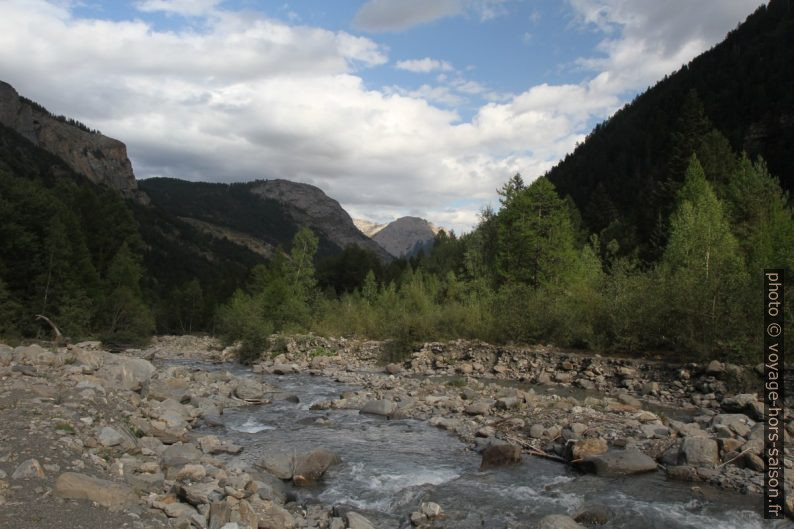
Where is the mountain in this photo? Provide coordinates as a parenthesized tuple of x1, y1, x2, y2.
(0, 81, 144, 201)
(371, 216, 442, 258)
(353, 218, 386, 238)
(139, 178, 392, 261)
(546, 0, 794, 257)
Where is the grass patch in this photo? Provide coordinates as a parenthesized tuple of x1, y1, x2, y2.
(54, 421, 76, 434)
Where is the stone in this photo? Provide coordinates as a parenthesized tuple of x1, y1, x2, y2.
(679, 437, 719, 468)
(346, 512, 377, 529)
(582, 448, 657, 477)
(721, 394, 764, 420)
(249, 496, 296, 529)
(529, 424, 546, 439)
(55, 472, 137, 509)
(745, 453, 765, 472)
(666, 465, 700, 482)
(705, 360, 724, 375)
(534, 514, 585, 529)
(234, 378, 267, 403)
(293, 449, 340, 486)
(573, 503, 612, 525)
(465, 399, 493, 416)
(616, 393, 642, 408)
(12, 459, 45, 479)
(98, 426, 125, 447)
(360, 400, 397, 417)
(566, 438, 608, 461)
(14, 344, 60, 366)
(162, 443, 203, 468)
(258, 452, 294, 480)
(385, 363, 403, 374)
(420, 502, 443, 518)
(496, 396, 520, 410)
(210, 501, 231, 529)
(97, 355, 156, 391)
(639, 424, 670, 439)
(480, 443, 522, 468)
(180, 482, 223, 506)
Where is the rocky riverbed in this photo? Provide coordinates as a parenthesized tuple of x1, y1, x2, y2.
(0, 335, 792, 529)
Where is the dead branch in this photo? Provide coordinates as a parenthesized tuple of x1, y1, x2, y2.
(35, 314, 63, 340)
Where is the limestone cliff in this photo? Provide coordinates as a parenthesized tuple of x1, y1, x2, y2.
(0, 80, 141, 199)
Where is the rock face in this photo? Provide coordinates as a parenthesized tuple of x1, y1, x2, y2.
(370, 216, 442, 258)
(353, 218, 386, 238)
(0, 80, 141, 198)
(250, 179, 392, 261)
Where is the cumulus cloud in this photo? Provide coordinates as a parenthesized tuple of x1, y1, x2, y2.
(395, 58, 454, 73)
(0, 0, 764, 233)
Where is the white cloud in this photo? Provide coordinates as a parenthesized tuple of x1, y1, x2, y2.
(0, 0, 764, 234)
(395, 57, 454, 73)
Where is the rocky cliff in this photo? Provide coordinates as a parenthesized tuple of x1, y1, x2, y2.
(0, 80, 140, 198)
(250, 179, 392, 261)
(353, 218, 386, 238)
(371, 216, 441, 258)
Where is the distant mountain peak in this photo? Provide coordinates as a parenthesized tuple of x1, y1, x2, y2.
(367, 216, 444, 258)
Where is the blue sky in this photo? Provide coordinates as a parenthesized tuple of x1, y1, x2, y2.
(0, 0, 764, 232)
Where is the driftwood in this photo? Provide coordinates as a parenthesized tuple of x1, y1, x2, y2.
(502, 432, 568, 463)
(718, 447, 753, 468)
(35, 314, 63, 341)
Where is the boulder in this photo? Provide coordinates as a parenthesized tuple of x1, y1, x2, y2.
(249, 496, 296, 529)
(162, 443, 203, 468)
(179, 481, 223, 506)
(258, 452, 295, 480)
(55, 472, 137, 509)
(573, 503, 612, 525)
(293, 449, 340, 486)
(721, 394, 764, 421)
(679, 437, 719, 468)
(234, 378, 268, 403)
(480, 443, 522, 469)
(465, 399, 493, 416)
(98, 426, 125, 447)
(359, 400, 397, 417)
(14, 344, 60, 366)
(97, 355, 155, 391)
(582, 448, 657, 477)
(385, 363, 403, 374)
(535, 514, 585, 529)
(346, 512, 377, 529)
(11, 459, 45, 479)
(565, 438, 608, 461)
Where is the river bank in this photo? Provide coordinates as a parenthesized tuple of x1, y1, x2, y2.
(0, 335, 791, 528)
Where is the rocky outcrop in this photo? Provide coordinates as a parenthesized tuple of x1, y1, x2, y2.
(353, 218, 386, 237)
(371, 216, 442, 258)
(0, 80, 142, 199)
(250, 179, 392, 261)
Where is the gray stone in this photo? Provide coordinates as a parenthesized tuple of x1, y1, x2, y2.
(55, 472, 137, 509)
(464, 399, 493, 416)
(14, 344, 60, 366)
(12, 459, 45, 479)
(258, 451, 294, 480)
(97, 355, 156, 391)
(582, 448, 657, 477)
(679, 437, 719, 468)
(98, 426, 125, 447)
(346, 512, 377, 529)
(234, 378, 267, 402)
(293, 449, 340, 486)
(360, 399, 397, 417)
(162, 443, 203, 468)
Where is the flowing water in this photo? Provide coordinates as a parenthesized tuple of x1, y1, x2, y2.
(187, 365, 789, 529)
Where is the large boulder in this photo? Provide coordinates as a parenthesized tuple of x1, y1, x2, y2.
(346, 512, 377, 529)
(14, 344, 60, 366)
(678, 437, 719, 468)
(359, 400, 397, 417)
(293, 449, 341, 486)
(55, 472, 137, 509)
(234, 378, 268, 403)
(581, 448, 657, 477)
(249, 495, 296, 529)
(721, 394, 765, 421)
(258, 452, 295, 480)
(534, 514, 585, 529)
(161, 443, 203, 468)
(480, 443, 522, 469)
(97, 355, 155, 391)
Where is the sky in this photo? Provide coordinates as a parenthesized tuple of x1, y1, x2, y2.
(0, 0, 765, 233)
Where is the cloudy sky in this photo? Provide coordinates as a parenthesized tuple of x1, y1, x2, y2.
(0, 0, 764, 233)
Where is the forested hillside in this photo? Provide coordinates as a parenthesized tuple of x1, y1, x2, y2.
(547, 0, 794, 261)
